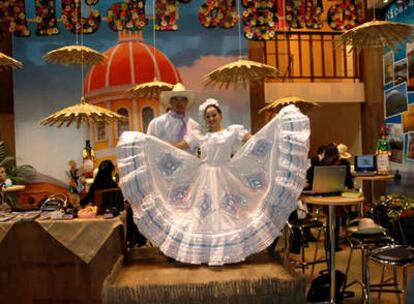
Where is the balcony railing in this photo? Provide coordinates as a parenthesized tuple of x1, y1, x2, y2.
(264, 31, 361, 82)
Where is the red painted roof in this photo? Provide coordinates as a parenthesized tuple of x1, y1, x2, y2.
(84, 33, 181, 96)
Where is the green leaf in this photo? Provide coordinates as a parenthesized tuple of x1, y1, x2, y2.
(0, 156, 15, 168)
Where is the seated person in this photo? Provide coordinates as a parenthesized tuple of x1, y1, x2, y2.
(80, 160, 146, 247)
(306, 144, 327, 189)
(320, 143, 353, 250)
(80, 160, 118, 207)
(320, 143, 353, 190)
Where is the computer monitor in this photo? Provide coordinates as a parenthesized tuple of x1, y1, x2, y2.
(355, 155, 377, 173)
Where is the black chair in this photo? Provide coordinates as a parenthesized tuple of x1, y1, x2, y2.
(369, 245, 414, 304)
(94, 187, 124, 215)
(344, 230, 394, 303)
(286, 210, 327, 275)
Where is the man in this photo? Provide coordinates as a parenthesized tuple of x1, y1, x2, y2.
(147, 83, 201, 151)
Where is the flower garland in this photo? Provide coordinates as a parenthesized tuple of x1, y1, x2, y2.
(327, 0, 362, 31)
(242, 0, 278, 40)
(155, 0, 190, 31)
(0, 0, 30, 36)
(61, 0, 101, 34)
(107, 0, 147, 32)
(35, 0, 59, 35)
(199, 0, 238, 29)
(154, 0, 178, 30)
(285, 0, 323, 29)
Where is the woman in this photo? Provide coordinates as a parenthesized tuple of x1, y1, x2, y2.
(320, 143, 353, 189)
(175, 99, 251, 155)
(117, 99, 310, 265)
(80, 160, 146, 247)
(319, 143, 353, 251)
(80, 160, 118, 207)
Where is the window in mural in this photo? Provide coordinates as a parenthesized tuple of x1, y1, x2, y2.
(142, 107, 155, 133)
(117, 108, 130, 137)
(96, 121, 107, 142)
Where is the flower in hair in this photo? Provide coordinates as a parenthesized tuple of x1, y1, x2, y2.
(198, 98, 220, 119)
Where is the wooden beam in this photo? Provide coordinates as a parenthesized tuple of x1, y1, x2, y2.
(0, 26, 15, 155)
(248, 41, 266, 133)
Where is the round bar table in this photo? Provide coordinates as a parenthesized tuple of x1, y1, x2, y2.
(303, 195, 364, 304)
(355, 175, 393, 205)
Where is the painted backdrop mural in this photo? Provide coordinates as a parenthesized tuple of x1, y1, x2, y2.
(384, 1, 414, 196)
(13, 0, 250, 182)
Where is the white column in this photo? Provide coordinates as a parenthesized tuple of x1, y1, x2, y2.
(107, 101, 114, 148)
(132, 98, 139, 130)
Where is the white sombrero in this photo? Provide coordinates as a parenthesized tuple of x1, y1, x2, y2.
(348, 218, 385, 234)
(337, 143, 352, 159)
(159, 83, 196, 110)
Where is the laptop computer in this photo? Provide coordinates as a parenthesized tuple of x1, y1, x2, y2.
(303, 165, 347, 196)
(354, 155, 377, 176)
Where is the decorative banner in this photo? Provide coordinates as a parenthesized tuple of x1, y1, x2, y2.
(61, 0, 101, 34)
(285, 0, 323, 30)
(0, 0, 363, 36)
(155, 0, 191, 31)
(199, 0, 238, 29)
(327, 0, 362, 31)
(242, 0, 278, 40)
(0, 0, 31, 36)
(107, 0, 146, 32)
(35, 0, 59, 35)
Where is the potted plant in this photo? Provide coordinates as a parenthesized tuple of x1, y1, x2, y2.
(0, 141, 36, 209)
(369, 194, 414, 245)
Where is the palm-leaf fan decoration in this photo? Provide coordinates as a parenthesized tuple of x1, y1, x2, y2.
(40, 97, 127, 129)
(336, 21, 414, 53)
(204, 59, 277, 89)
(43, 45, 107, 65)
(127, 80, 174, 99)
(126, 1, 174, 98)
(202, 0, 278, 89)
(42, 0, 105, 66)
(259, 96, 318, 115)
(0, 52, 23, 70)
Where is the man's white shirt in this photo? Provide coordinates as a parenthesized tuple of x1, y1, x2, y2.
(147, 111, 203, 151)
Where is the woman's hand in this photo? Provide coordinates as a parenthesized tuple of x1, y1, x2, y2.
(242, 133, 252, 143)
(174, 140, 189, 150)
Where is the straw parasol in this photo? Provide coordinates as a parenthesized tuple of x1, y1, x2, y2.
(203, 59, 277, 89)
(0, 52, 23, 70)
(40, 97, 127, 128)
(202, 0, 277, 89)
(259, 96, 318, 115)
(43, 45, 107, 65)
(127, 80, 174, 99)
(336, 20, 414, 52)
(126, 1, 174, 98)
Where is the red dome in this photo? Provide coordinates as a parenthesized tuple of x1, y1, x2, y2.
(84, 32, 181, 97)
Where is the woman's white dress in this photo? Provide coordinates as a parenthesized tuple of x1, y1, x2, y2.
(117, 105, 310, 265)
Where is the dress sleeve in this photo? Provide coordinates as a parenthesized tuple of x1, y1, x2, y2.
(228, 124, 248, 142)
(184, 128, 204, 150)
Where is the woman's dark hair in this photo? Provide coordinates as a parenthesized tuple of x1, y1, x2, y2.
(204, 104, 222, 117)
(93, 160, 115, 188)
(317, 145, 328, 155)
(321, 144, 339, 165)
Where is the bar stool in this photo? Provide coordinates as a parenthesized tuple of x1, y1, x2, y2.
(344, 230, 393, 303)
(286, 215, 327, 275)
(369, 245, 414, 304)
